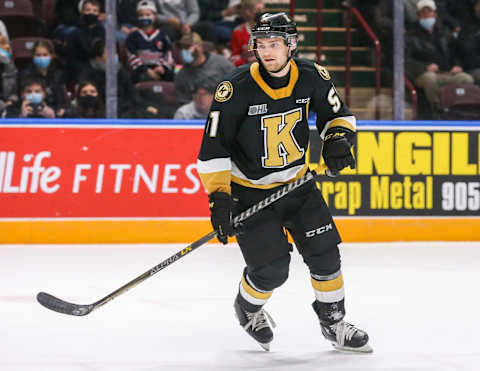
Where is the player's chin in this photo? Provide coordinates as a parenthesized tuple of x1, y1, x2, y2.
(264, 62, 279, 72)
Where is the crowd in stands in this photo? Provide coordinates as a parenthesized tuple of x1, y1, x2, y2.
(1, 0, 480, 119)
(355, 0, 480, 118)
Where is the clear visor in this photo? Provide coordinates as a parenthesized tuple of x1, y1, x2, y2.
(248, 32, 297, 51)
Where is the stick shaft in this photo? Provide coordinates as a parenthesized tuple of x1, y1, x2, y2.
(38, 165, 329, 315)
(92, 231, 217, 312)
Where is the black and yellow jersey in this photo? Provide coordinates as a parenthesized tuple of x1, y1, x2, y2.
(197, 57, 356, 195)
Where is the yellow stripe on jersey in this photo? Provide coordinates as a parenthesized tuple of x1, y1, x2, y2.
(250, 59, 299, 100)
(328, 118, 356, 133)
(231, 163, 308, 189)
(241, 275, 273, 300)
(311, 274, 344, 292)
(198, 170, 231, 195)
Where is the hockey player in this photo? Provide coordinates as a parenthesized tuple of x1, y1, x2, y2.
(197, 12, 372, 353)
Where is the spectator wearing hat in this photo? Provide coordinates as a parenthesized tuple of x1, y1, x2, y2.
(154, 0, 200, 42)
(174, 76, 216, 119)
(175, 32, 234, 104)
(406, 0, 474, 111)
(126, 0, 174, 83)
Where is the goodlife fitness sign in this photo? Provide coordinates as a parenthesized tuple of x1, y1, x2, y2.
(0, 123, 209, 218)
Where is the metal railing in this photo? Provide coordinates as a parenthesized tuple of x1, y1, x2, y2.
(404, 78, 418, 120)
(345, 6, 382, 120)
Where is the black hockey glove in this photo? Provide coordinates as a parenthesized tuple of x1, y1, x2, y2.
(209, 192, 235, 244)
(322, 128, 356, 174)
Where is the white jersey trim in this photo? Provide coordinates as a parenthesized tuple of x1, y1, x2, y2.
(239, 283, 269, 306)
(197, 158, 231, 173)
(313, 287, 345, 303)
(231, 162, 305, 185)
(320, 115, 356, 139)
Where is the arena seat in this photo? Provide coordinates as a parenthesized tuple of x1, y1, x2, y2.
(0, 0, 46, 38)
(440, 84, 480, 120)
(135, 81, 180, 118)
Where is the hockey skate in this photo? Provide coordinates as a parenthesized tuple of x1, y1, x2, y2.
(320, 320, 372, 353)
(312, 300, 372, 353)
(234, 298, 276, 351)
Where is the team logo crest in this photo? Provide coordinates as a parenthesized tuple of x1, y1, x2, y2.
(314, 63, 331, 80)
(215, 81, 234, 102)
(156, 40, 163, 50)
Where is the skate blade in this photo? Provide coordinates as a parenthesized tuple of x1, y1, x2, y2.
(258, 342, 270, 351)
(332, 342, 373, 353)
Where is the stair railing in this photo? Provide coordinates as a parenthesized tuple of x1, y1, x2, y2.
(404, 77, 418, 120)
(345, 6, 381, 119)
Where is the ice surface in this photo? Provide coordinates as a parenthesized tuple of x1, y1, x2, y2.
(1, 241, 479, 371)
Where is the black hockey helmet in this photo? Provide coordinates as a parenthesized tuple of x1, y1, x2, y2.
(248, 12, 298, 54)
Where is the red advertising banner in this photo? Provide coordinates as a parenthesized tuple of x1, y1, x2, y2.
(0, 126, 209, 218)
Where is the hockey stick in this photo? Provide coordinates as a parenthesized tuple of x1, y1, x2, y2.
(37, 164, 329, 316)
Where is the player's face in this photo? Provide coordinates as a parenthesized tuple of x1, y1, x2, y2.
(256, 37, 289, 73)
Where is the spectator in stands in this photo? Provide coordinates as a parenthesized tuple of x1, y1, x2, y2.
(192, 0, 241, 44)
(55, 1, 104, 42)
(154, 0, 200, 42)
(65, 0, 105, 83)
(174, 76, 216, 119)
(175, 32, 234, 104)
(230, 0, 264, 66)
(4, 76, 55, 118)
(80, 39, 136, 117)
(19, 41, 69, 118)
(66, 80, 105, 118)
(117, 0, 140, 41)
(406, 0, 474, 112)
(0, 33, 18, 116)
(0, 20, 9, 41)
(126, 0, 175, 83)
(456, 0, 480, 85)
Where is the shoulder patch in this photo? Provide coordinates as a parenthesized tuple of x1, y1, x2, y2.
(215, 81, 234, 102)
(314, 63, 331, 81)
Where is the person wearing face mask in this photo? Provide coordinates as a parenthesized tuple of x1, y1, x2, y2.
(64, 80, 105, 118)
(4, 76, 55, 118)
(65, 0, 105, 83)
(80, 39, 136, 117)
(19, 41, 69, 118)
(456, 0, 480, 86)
(405, 0, 474, 116)
(0, 33, 18, 116)
(126, 0, 175, 83)
(174, 32, 234, 104)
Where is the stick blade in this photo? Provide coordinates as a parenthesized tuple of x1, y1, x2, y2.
(37, 292, 93, 316)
